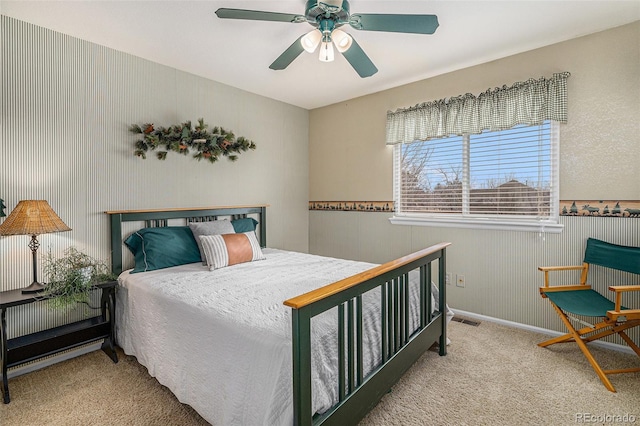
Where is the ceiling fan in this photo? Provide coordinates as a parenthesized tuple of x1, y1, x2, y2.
(215, 0, 438, 78)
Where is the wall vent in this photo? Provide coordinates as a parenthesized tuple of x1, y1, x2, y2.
(452, 317, 481, 326)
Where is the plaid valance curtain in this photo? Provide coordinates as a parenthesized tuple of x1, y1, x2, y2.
(386, 72, 570, 145)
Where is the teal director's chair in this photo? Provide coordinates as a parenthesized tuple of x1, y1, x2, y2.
(538, 238, 640, 392)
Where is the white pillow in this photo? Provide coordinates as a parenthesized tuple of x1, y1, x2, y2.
(199, 232, 265, 270)
(189, 220, 236, 265)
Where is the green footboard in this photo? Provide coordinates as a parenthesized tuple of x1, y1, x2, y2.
(284, 242, 451, 426)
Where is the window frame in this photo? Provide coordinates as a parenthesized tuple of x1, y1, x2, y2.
(390, 121, 563, 233)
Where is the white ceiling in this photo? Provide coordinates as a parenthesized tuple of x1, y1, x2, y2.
(2, 1, 639, 110)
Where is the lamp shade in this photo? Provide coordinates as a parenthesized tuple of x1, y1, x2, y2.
(0, 200, 71, 236)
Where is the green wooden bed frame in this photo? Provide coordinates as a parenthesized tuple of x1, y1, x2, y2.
(106, 205, 450, 426)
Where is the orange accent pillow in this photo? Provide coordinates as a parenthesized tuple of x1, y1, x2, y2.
(199, 232, 265, 270)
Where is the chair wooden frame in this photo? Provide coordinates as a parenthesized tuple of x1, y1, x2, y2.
(538, 238, 640, 392)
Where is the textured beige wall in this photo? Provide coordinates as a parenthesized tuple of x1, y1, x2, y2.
(310, 22, 640, 201)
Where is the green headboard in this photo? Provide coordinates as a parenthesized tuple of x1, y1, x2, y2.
(105, 205, 267, 275)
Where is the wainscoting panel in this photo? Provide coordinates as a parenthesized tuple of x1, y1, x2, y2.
(310, 212, 640, 343)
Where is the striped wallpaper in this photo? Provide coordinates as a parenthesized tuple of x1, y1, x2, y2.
(1, 15, 637, 361)
(1, 16, 309, 338)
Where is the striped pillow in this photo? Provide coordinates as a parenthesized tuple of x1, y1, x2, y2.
(199, 232, 265, 270)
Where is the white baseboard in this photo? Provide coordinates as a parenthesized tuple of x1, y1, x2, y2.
(7, 341, 103, 379)
(452, 309, 636, 356)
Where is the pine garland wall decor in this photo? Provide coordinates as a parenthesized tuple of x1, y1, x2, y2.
(130, 118, 256, 164)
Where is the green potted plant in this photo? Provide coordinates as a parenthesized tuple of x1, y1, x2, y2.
(42, 247, 116, 310)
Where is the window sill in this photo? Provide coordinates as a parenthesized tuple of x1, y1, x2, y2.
(389, 215, 564, 233)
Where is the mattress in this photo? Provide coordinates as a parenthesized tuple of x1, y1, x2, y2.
(116, 248, 450, 425)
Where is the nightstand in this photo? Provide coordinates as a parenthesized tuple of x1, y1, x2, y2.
(0, 281, 118, 403)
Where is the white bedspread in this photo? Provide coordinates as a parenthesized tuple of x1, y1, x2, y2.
(116, 248, 451, 425)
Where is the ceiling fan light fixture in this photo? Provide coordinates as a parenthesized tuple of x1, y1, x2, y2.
(318, 40, 334, 62)
(301, 29, 322, 53)
(331, 29, 352, 53)
(216, 1, 438, 78)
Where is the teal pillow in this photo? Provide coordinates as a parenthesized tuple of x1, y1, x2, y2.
(124, 226, 201, 273)
(231, 217, 259, 233)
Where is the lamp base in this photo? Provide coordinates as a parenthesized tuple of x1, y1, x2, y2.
(22, 281, 46, 294)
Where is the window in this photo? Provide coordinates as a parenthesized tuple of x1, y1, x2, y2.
(391, 120, 562, 232)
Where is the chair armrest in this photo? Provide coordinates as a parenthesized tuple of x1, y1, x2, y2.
(608, 285, 640, 312)
(538, 264, 588, 288)
(538, 265, 584, 272)
(608, 285, 640, 293)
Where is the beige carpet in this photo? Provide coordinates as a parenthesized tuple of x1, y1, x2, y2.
(2, 318, 638, 425)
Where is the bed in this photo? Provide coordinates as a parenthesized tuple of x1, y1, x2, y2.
(106, 205, 451, 425)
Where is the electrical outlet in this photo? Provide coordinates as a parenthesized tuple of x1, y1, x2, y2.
(456, 274, 466, 288)
(446, 272, 452, 285)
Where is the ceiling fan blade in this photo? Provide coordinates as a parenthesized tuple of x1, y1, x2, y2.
(215, 8, 305, 23)
(341, 36, 378, 78)
(269, 36, 306, 70)
(349, 14, 439, 35)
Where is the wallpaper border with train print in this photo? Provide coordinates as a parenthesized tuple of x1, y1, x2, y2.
(309, 200, 640, 218)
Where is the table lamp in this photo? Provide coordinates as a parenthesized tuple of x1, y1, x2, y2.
(0, 200, 72, 294)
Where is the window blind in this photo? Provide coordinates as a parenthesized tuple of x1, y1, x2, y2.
(396, 121, 554, 219)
